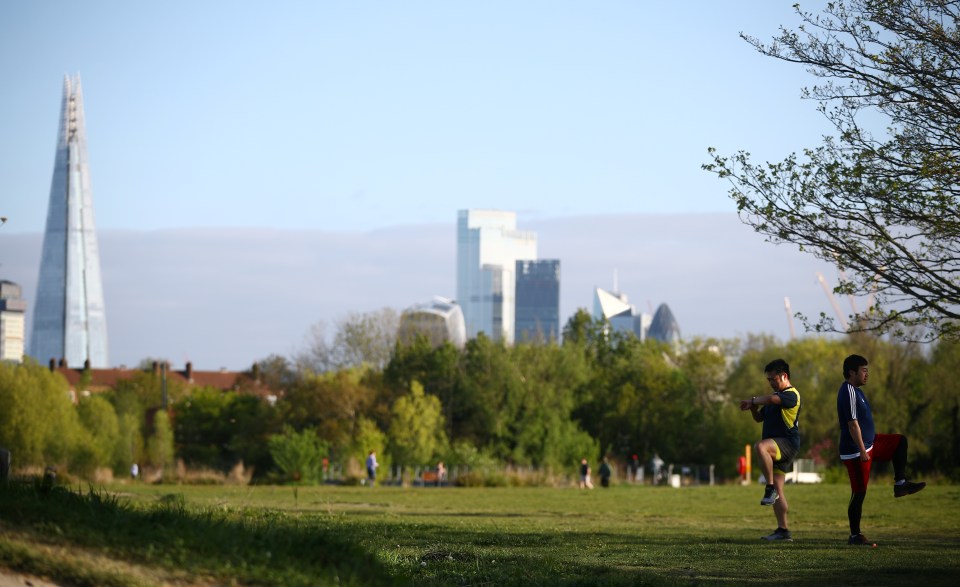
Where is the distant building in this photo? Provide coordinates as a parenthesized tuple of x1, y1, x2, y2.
(397, 296, 467, 348)
(647, 303, 682, 346)
(30, 75, 109, 368)
(515, 260, 560, 343)
(0, 280, 27, 362)
(593, 287, 651, 341)
(48, 360, 281, 404)
(456, 210, 537, 344)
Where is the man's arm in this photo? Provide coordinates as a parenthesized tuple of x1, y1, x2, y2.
(847, 419, 870, 461)
(740, 395, 767, 422)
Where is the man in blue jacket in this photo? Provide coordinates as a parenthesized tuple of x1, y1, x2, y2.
(838, 354, 925, 546)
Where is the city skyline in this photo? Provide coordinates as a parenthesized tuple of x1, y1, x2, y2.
(1, 213, 845, 370)
(0, 2, 852, 368)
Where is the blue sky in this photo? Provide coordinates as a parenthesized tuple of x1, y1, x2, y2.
(1, 1, 830, 233)
(0, 1, 851, 368)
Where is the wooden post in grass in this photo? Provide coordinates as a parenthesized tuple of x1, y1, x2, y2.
(0, 448, 10, 482)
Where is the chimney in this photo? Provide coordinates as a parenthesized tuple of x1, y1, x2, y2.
(59, 358, 66, 368)
(83, 359, 91, 370)
(49, 358, 56, 371)
(186, 362, 193, 381)
(152, 361, 159, 376)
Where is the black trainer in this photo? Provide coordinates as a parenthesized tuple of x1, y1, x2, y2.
(848, 533, 872, 546)
(894, 480, 926, 497)
(762, 527, 793, 541)
(760, 485, 779, 506)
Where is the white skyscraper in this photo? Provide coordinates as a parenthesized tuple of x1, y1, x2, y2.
(456, 210, 537, 344)
(30, 75, 109, 367)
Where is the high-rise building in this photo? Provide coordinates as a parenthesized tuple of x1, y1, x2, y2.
(30, 75, 109, 368)
(515, 259, 560, 343)
(456, 210, 537, 344)
(0, 280, 27, 362)
(647, 303, 682, 346)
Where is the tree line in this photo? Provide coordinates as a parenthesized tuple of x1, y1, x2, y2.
(2, 311, 958, 484)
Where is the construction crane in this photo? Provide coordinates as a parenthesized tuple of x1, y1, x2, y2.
(838, 269, 859, 315)
(816, 271, 849, 330)
(784, 297, 797, 340)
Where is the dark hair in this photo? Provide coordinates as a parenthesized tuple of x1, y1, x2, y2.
(764, 358, 790, 378)
(843, 354, 868, 379)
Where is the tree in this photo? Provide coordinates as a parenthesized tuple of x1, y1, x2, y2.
(146, 410, 175, 472)
(76, 394, 123, 471)
(268, 426, 329, 483)
(279, 368, 377, 450)
(173, 389, 277, 474)
(296, 308, 399, 372)
(0, 361, 84, 468)
(384, 336, 461, 439)
(388, 381, 448, 466)
(704, 1, 960, 342)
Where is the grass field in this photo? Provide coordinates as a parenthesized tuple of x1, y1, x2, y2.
(2, 478, 959, 586)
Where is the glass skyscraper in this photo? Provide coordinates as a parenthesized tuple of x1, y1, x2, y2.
(515, 259, 560, 343)
(456, 210, 537, 344)
(30, 75, 109, 367)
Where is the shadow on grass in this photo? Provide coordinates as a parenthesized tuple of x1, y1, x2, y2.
(337, 517, 960, 587)
(0, 478, 397, 587)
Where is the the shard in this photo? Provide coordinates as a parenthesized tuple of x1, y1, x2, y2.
(29, 75, 109, 367)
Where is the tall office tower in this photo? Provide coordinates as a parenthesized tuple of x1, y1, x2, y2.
(515, 259, 560, 343)
(30, 75, 109, 367)
(0, 280, 27, 362)
(456, 210, 537, 344)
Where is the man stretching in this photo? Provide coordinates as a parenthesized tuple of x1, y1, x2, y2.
(740, 358, 801, 542)
(838, 354, 925, 546)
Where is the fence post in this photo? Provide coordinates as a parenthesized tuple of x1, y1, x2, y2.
(0, 448, 10, 483)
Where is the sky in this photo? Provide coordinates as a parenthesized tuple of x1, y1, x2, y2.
(0, 1, 848, 369)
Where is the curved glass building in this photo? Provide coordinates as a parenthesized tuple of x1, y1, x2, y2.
(647, 303, 681, 346)
(397, 296, 467, 348)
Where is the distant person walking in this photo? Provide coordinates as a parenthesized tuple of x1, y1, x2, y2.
(838, 354, 925, 546)
(579, 458, 594, 489)
(366, 450, 378, 487)
(598, 458, 612, 488)
(740, 358, 800, 542)
(649, 453, 664, 485)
